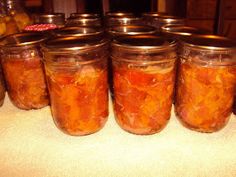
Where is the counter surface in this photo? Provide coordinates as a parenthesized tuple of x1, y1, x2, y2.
(1, 95, 236, 177)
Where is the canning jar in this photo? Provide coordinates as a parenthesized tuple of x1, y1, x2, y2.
(65, 17, 102, 27)
(0, 32, 49, 109)
(111, 35, 177, 135)
(35, 13, 65, 27)
(175, 35, 236, 133)
(52, 26, 104, 38)
(104, 12, 134, 27)
(0, 64, 5, 106)
(5, 0, 32, 32)
(42, 36, 109, 136)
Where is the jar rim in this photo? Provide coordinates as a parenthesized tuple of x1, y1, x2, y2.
(111, 35, 176, 53)
(180, 34, 236, 51)
(0, 32, 47, 47)
(41, 36, 108, 52)
(52, 26, 104, 37)
(108, 25, 157, 36)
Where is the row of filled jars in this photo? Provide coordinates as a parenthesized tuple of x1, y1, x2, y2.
(22, 12, 186, 32)
(0, 27, 236, 136)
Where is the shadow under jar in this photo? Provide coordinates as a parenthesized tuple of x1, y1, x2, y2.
(175, 35, 236, 133)
(42, 36, 109, 136)
(0, 32, 49, 110)
(111, 35, 177, 135)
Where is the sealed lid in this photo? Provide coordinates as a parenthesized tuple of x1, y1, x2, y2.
(105, 12, 134, 18)
(161, 25, 209, 36)
(106, 17, 143, 27)
(108, 25, 157, 36)
(42, 36, 108, 52)
(142, 12, 168, 18)
(34, 13, 65, 25)
(70, 13, 100, 18)
(52, 26, 104, 37)
(112, 35, 176, 52)
(66, 17, 102, 27)
(0, 32, 47, 47)
(181, 34, 236, 51)
(158, 15, 185, 24)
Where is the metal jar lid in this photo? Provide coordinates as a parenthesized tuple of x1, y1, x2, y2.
(142, 12, 168, 18)
(66, 17, 102, 27)
(106, 17, 143, 27)
(111, 35, 176, 53)
(161, 25, 209, 38)
(34, 13, 65, 26)
(70, 13, 100, 18)
(180, 34, 236, 51)
(158, 15, 185, 25)
(105, 12, 134, 18)
(52, 26, 104, 37)
(0, 32, 47, 47)
(42, 36, 108, 53)
(108, 25, 157, 37)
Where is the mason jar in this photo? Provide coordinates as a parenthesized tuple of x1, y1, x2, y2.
(175, 35, 236, 133)
(52, 26, 104, 38)
(0, 32, 49, 110)
(65, 17, 102, 27)
(42, 36, 109, 136)
(111, 35, 177, 135)
(104, 12, 134, 27)
(34, 13, 65, 27)
(142, 12, 167, 27)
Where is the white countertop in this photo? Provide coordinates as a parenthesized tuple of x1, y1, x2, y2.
(1, 95, 236, 177)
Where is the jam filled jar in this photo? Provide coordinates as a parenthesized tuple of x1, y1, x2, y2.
(111, 35, 177, 135)
(42, 36, 109, 136)
(0, 33, 49, 109)
(175, 35, 236, 133)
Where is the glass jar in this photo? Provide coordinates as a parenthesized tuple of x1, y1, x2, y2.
(42, 36, 109, 136)
(0, 63, 5, 106)
(6, 0, 32, 31)
(0, 0, 18, 36)
(107, 25, 157, 38)
(52, 26, 104, 38)
(65, 17, 102, 27)
(111, 35, 177, 135)
(104, 12, 134, 27)
(0, 32, 49, 110)
(33, 13, 65, 28)
(175, 35, 236, 133)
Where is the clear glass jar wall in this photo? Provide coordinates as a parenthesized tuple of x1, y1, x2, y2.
(111, 35, 177, 135)
(42, 37, 109, 136)
(1, 33, 49, 110)
(175, 35, 236, 133)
